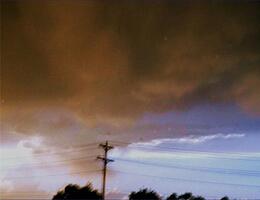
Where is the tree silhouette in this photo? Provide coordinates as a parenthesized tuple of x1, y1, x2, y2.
(129, 188, 161, 200)
(52, 183, 102, 200)
(192, 196, 205, 200)
(178, 192, 193, 200)
(220, 196, 229, 200)
(167, 193, 178, 200)
(167, 192, 206, 200)
(52, 183, 230, 200)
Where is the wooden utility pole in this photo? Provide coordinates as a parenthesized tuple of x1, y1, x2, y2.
(97, 141, 114, 200)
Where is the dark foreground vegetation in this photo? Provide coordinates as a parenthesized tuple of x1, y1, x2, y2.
(52, 183, 230, 200)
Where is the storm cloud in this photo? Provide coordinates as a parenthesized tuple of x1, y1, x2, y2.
(1, 0, 260, 133)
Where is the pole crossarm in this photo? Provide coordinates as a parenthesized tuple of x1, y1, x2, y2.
(99, 143, 114, 151)
(97, 156, 114, 163)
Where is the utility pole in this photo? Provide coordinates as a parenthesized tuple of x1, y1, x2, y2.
(97, 141, 114, 200)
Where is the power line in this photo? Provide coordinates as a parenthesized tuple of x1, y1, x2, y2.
(111, 140, 260, 159)
(111, 142, 260, 162)
(4, 169, 101, 179)
(110, 169, 260, 189)
(3, 140, 260, 199)
(112, 158, 260, 177)
(1, 155, 98, 170)
(140, 146, 260, 160)
(1, 145, 100, 160)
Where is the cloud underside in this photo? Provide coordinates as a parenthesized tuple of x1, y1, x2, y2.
(1, 1, 260, 128)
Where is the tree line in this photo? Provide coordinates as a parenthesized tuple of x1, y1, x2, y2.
(52, 183, 230, 200)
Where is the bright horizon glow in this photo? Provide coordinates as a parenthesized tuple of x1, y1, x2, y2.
(1, 133, 260, 199)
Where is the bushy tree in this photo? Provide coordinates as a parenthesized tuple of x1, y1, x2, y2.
(52, 183, 102, 200)
(191, 196, 205, 200)
(167, 192, 206, 200)
(129, 188, 161, 200)
(167, 193, 178, 200)
(178, 192, 193, 200)
(220, 196, 229, 200)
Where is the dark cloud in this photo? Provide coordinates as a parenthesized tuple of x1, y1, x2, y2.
(1, 0, 260, 134)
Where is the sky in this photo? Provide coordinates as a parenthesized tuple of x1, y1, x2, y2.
(1, 0, 260, 199)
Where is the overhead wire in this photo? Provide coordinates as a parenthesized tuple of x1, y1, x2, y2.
(109, 169, 260, 189)
(2, 141, 259, 182)
(1, 144, 100, 160)
(1, 155, 98, 170)
(110, 140, 260, 162)
(4, 169, 102, 179)
(111, 157, 260, 177)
